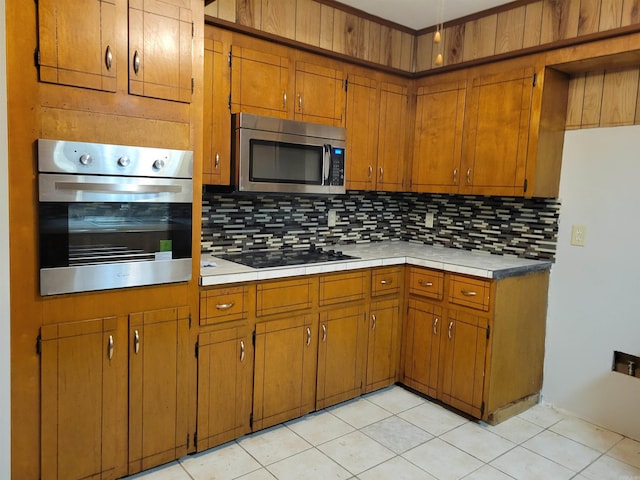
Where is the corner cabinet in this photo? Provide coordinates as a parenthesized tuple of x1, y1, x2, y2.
(460, 66, 568, 197)
(402, 267, 549, 423)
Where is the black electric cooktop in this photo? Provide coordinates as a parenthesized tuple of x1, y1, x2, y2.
(217, 245, 359, 269)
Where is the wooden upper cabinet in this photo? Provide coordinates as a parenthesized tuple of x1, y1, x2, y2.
(412, 81, 466, 193)
(37, 0, 117, 92)
(377, 82, 409, 191)
(230, 45, 290, 118)
(128, 306, 191, 475)
(128, 0, 194, 103)
(345, 74, 378, 191)
(203, 38, 231, 185)
(40, 316, 127, 480)
(294, 62, 345, 127)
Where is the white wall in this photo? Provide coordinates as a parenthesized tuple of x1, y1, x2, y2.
(544, 125, 640, 440)
(0, 0, 11, 475)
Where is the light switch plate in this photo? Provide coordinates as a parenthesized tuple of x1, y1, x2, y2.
(425, 212, 434, 228)
(328, 210, 337, 227)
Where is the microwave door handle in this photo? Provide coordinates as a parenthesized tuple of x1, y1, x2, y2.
(323, 144, 332, 185)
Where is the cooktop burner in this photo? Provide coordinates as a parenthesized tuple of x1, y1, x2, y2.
(217, 246, 359, 269)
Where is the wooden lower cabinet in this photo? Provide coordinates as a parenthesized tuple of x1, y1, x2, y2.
(439, 309, 489, 419)
(128, 306, 192, 475)
(252, 314, 318, 430)
(402, 299, 442, 398)
(365, 298, 401, 392)
(40, 316, 128, 480)
(197, 325, 253, 451)
(316, 305, 368, 409)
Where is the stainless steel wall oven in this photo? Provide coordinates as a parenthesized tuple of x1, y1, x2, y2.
(37, 139, 193, 296)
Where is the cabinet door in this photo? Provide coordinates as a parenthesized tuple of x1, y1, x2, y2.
(203, 38, 231, 185)
(461, 68, 534, 196)
(377, 82, 408, 191)
(129, 0, 193, 103)
(129, 306, 191, 474)
(38, 0, 116, 92)
(41, 316, 127, 480)
(365, 299, 400, 392)
(253, 314, 317, 430)
(316, 305, 367, 409)
(345, 74, 378, 191)
(403, 299, 441, 398)
(295, 62, 345, 126)
(439, 309, 488, 418)
(197, 326, 252, 451)
(412, 81, 465, 193)
(230, 45, 290, 118)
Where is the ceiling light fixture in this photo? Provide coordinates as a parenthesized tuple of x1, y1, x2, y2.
(434, 0, 444, 66)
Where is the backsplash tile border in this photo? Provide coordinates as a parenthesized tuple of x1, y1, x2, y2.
(201, 191, 560, 261)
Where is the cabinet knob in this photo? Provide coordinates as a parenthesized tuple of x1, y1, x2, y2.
(117, 156, 130, 167)
(153, 159, 165, 170)
(79, 154, 92, 166)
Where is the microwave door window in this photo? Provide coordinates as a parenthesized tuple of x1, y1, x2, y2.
(250, 140, 323, 184)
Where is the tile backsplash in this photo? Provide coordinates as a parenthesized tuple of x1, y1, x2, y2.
(201, 191, 560, 261)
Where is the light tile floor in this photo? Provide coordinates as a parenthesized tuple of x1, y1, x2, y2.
(126, 386, 640, 480)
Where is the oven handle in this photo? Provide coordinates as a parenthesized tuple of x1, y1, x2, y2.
(55, 182, 183, 194)
(322, 144, 332, 185)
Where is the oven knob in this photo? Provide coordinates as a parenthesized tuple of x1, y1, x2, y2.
(117, 156, 130, 167)
(153, 159, 165, 170)
(79, 154, 92, 166)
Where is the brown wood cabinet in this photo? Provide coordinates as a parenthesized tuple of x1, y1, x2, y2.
(411, 81, 466, 193)
(128, 0, 194, 103)
(128, 306, 191, 475)
(203, 38, 231, 185)
(40, 316, 127, 480)
(460, 66, 568, 197)
(365, 298, 401, 392)
(295, 62, 345, 127)
(402, 267, 549, 422)
(197, 325, 253, 451)
(253, 314, 318, 430)
(345, 74, 379, 191)
(230, 45, 290, 118)
(37, 0, 117, 92)
(376, 82, 409, 191)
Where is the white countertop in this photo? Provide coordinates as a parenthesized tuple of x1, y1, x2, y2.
(200, 241, 552, 286)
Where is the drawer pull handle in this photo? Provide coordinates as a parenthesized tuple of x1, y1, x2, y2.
(461, 290, 477, 297)
(306, 327, 311, 346)
(107, 335, 114, 360)
(105, 45, 113, 71)
(283, 91, 287, 108)
(453, 168, 457, 184)
(379, 167, 384, 181)
(240, 340, 245, 362)
(433, 318, 438, 335)
(466, 168, 471, 184)
(322, 324, 327, 342)
(419, 280, 433, 287)
(134, 330, 140, 354)
(215, 302, 235, 310)
(448, 321, 453, 340)
(215, 153, 220, 168)
(368, 165, 373, 179)
(380, 279, 392, 285)
(372, 314, 377, 331)
(298, 94, 303, 111)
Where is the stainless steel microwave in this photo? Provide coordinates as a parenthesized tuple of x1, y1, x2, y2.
(233, 113, 346, 194)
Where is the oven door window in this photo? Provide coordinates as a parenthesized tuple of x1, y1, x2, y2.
(39, 202, 192, 268)
(249, 139, 323, 185)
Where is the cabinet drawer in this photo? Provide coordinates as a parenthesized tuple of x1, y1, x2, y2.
(319, 271, 367, 306)
(408, 268, 444, 300)
(200, 286, 249, 325)
(449, 275, 491, 311)
(371, 267, 402, 297)
(257, 278, 314, 316)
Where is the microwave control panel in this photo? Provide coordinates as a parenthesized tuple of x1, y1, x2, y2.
(330, 147, 345, 186)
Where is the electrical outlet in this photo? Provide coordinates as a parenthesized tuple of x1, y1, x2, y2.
(571, 224, 586, 246)
(327, 210, 337, 227)
(425, 212, 434, 228)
